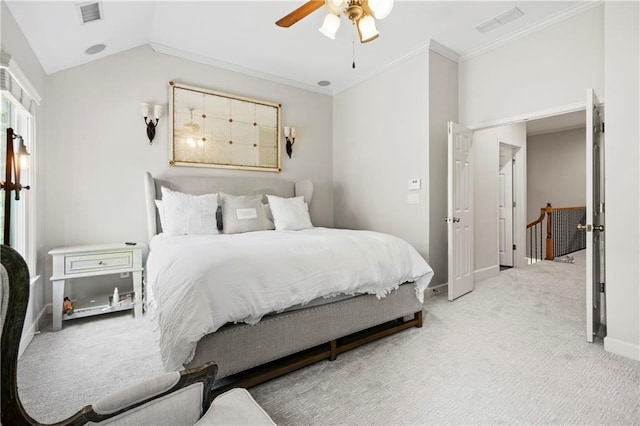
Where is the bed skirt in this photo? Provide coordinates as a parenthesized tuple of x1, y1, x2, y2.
(185, 283, 424, 379)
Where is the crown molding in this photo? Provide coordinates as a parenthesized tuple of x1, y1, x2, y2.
(459, 1, 603, 62)
(151, 1, 602, 98)
(150, 43, 333, 96)
(427, 39, 460, 62)
(332, 41, 428, 95)
(333, 38, 458, 95)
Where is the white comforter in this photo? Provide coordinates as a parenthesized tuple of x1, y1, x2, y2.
(146, 227, 434, 370)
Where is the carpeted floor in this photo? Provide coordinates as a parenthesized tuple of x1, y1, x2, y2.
(17, 251, 640, 425)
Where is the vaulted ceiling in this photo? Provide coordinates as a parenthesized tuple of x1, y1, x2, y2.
(6, 1, 587, 95)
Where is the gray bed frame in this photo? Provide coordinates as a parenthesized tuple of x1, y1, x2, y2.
(143, 172, 424, 392)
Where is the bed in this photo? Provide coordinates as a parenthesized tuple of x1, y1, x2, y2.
(143, 172, 433, 390)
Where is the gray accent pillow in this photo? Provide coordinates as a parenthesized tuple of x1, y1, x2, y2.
(220, 193, 274, 234)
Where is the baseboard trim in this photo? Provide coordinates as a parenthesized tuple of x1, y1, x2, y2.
(604, 336, 640, 361)
(474, 265, 500, 283)
(18, 305, 46, 359)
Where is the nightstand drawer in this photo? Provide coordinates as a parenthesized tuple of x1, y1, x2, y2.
(64, 252, 133, 275)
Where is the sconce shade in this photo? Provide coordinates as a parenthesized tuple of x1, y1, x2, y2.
(17, 142, 30, 171)
(368, 0, 394, 19)
(357, 14, 379, 43)
(141, 103, 150, 118)
(319, 13, 341, 39)
(153, 105, 163, 120)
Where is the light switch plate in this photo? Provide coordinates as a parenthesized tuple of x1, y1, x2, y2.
(407, 193, 420, 204)
(408, 179, 421, 190)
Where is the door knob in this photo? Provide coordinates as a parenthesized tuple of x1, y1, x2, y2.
(593, 225, 604, 232)
(453, 217, 461, 223)
(444, 217, 461, 223)
(577, 224, 591, 231)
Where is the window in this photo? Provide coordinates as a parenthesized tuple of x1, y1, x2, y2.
(1, 92, 35, 274)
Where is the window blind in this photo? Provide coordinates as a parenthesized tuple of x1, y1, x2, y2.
(0, 50, 40, 115)
(0, 69, 36, 114)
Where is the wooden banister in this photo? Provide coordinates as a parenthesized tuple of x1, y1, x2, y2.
(545, 204, 553, 260)
(526, 203, 587, 262)
(527, 204, 549, 229)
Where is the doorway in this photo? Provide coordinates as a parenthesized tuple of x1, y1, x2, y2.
(498, 144, 517, 268)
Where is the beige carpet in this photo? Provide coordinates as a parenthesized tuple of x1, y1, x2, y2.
(17, 251, 640, 424)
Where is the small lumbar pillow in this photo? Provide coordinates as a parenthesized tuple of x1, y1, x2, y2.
(220, 193, 274, 234)
(266, 195, 313, 231)
(160, 187, 219, 236)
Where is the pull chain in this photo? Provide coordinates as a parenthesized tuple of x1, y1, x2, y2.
(352, 32, 356, 69)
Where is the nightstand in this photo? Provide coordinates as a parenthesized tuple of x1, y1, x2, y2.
(49, 242, 144, 331)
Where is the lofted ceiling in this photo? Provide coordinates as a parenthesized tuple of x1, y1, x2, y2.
(6, 1, 590, 95)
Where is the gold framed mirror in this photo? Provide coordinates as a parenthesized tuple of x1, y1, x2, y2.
(169, 81, 281, 172)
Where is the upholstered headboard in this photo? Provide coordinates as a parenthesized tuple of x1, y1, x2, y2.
(143, 172, 314, 243)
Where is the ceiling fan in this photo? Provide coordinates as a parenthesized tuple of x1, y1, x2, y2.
(276, 0, 395, 44)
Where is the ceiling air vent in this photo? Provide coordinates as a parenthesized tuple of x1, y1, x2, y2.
(76, 2, 102, 25)
(476, 7, 524, 34)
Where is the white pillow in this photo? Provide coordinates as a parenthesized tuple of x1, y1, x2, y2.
(154, 200, 166, 232)
(160, 187, 219, 235)
(266, 195, 313, 231)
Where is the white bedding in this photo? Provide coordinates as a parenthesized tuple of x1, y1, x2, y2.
(146, 227, 434, 370)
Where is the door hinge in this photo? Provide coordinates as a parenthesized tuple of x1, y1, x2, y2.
(513, 244, 516, 250)
(512, 158, 516, 164)
(512, 201, 516, 208)
(600, 282, 605, 293)
(601, 122, 605, 133)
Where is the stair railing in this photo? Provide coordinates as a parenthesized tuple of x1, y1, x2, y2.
(526, 203, 587, 263)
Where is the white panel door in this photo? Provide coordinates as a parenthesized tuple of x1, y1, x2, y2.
(584, 88, 605, 342)
(498, 148, 514, 267)
(447, 122, 474, 301)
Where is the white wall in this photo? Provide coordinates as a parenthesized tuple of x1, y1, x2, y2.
(459, 5, 604, 126)
(603, 1, 640, 360)
(44, 45, 333, 303)
(472, 123, 526, 275)
(527, 127, 586, 222)
(428, 50, 458, 286)
(1, 1, 47, 353)
(333, 51, 429, 264)
(459, 1, 639, 361)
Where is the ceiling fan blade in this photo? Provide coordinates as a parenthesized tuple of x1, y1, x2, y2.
(276, 0, 325, 28)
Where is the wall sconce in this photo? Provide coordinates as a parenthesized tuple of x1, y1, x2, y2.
(1, 128, 31, 246)
(284, 126, 296, 158)
(141, 103, 162, 145)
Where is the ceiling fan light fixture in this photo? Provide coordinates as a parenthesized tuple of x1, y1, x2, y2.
(357, 14, 379, 43)
(319, 13, 341, 39)
(368, 0, 394, 20)
(325, 0, 346, 15)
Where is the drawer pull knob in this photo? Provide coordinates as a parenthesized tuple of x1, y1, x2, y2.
(98, 261, 104, 265)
